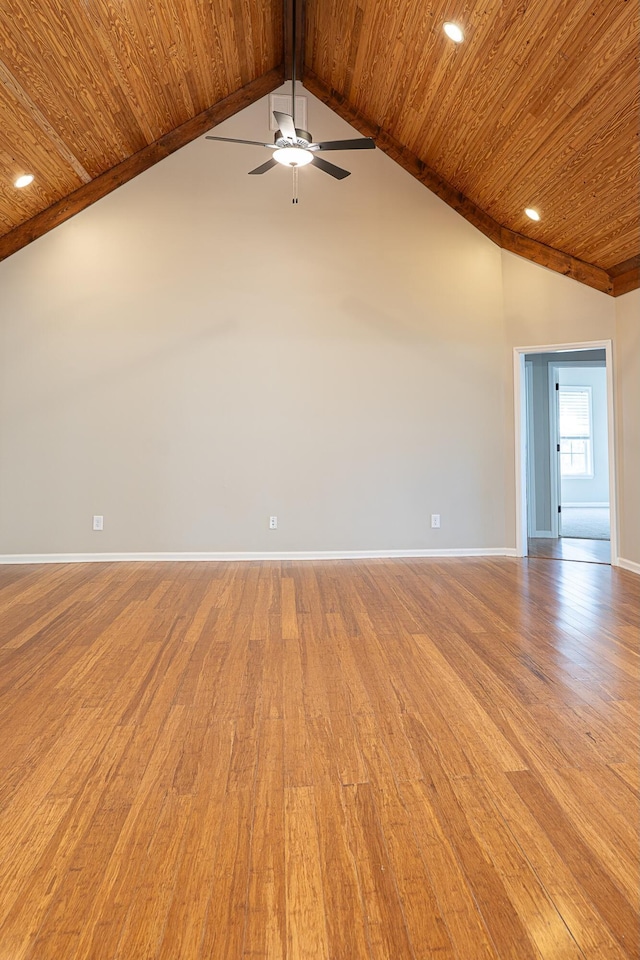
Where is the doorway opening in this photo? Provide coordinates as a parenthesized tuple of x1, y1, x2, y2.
(513, 340, 617, 565)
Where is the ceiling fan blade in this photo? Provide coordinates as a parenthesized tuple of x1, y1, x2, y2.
(310, 138, 376, 151)
(206, 135, 276, 149)
(273, 111, 297, 142)
(248, 157, 279, 175)
(310, 155, 351, 180)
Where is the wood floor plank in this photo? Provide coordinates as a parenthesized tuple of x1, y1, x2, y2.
(352, 711, 456, 957)
(487, 769, 634, 960)
(305, 716, 371, 958)
(284, 785, 330, 960)
(316, 612, 368, 786)
(343, 625, 424, 782)
(0, 706, 118, 931)
(451, 775, 585, 958)
(197, 785, 257, 959)
(410, 631, 528, 774)
(399, 778, 501, 960)
(280, 576, 299, 641)
(29, 704, 187, 959)
(0, 557, 637, 959)
(155, 719, 236, 960)
(608, 760, 640, 795)
(243, 717, 286, 959)
(198, 714, 262, 959)
(342, 781, 416, 959)
(401, 713, 544, 960)
(112, 790, 193, 960)
(282, 635, 313, 789)
(538, 765, 639, 904)
(508, 769, 639, 957)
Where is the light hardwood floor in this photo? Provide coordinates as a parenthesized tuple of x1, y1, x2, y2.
(528, 537, 611, 564)
(0, 557, 638, 959)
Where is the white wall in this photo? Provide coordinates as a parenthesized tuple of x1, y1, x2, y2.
(615, 290, 640, 568)
(0, 86, 508, 556)
(501, 252, 617, 346)
(0, 90, 635, 562)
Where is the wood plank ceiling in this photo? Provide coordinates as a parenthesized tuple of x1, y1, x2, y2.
(0, 0, 638, 295)
(0, 0, 284, 255)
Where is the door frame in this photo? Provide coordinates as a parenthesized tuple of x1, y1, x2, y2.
(513, 339, 617, 562)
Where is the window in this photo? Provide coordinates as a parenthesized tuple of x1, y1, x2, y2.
(559, 386, 593, 478)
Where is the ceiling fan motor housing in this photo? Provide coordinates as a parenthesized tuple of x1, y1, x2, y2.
(275, 128, 312, 149)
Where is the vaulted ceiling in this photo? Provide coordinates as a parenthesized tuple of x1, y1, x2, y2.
(1, 0, 638, 294)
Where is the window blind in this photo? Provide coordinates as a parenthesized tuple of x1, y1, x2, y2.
(559, 388, 591, 438)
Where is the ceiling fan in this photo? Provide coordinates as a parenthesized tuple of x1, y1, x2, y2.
(205, 0, 375, 189)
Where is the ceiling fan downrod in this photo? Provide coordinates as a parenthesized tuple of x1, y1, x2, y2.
(204, 0, 376, 184)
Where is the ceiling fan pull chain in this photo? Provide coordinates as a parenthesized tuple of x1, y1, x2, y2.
(292, 165, 299, 204)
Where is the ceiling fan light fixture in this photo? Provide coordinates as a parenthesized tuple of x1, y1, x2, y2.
(14, 173, 34, 188)
(443, 22, 464, 43)
(273, 146, 313, 167)
(525, 207, 541, 221)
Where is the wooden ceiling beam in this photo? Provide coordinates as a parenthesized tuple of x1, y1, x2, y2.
(284, 0, 306, 82)
(304, 70, 633, 297)
(0, 69, 284, 264)
(609, 257, 640, 298)
(499, 229, 612, 295)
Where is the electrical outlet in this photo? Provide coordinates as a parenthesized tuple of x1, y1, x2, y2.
(269, 516, 278, 530)
(92, 515, 104, 531)
(431, 514, 441, 529)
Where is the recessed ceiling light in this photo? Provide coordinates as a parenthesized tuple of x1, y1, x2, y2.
(443, 22, 464, 43)
(525, 207, 541, 221)
(15, 174, 34, 188)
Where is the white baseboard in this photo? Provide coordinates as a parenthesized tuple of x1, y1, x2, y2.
(0, 547, 518, 565)
(562, 502, 609, 508)
(530, 530, 555, 539)
(616, 557, 640, 576)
